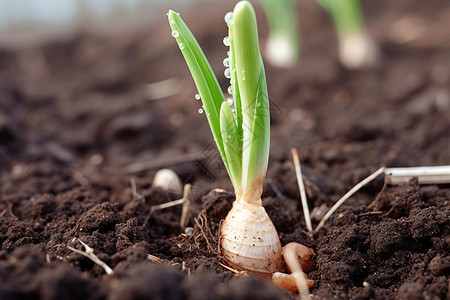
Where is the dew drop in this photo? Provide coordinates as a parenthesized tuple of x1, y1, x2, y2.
(223, 57, 230, 67)
(184, 227, 193, 236)
(242, 76, 246, 81)
(227, 86, 233, 95)
(198, 108, 204, 114)
(171, 31, 179, 38)
(170, 20, 175, 25)
(223, 36, 230, 47)
(179, 43, 185, 50)
(224, 12, 234, 26)
(224, 68, 231, 78)
(227, 98, 233, 106)
(194, 93, 201, 100)
(227, 51, 230, 56)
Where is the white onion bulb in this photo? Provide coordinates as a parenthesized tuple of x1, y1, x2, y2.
(220, 197, 283, 276)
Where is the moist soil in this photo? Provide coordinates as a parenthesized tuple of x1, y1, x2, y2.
(1, 0, 449, 299)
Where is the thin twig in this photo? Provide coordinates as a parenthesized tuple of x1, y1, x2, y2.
(129, 177, 143, 199)
(147, 254, 164, 263)
(180, 184, 192, 230)
(315, 167, 385, 232)
(144, 188, 188, 226)
(67, 239, 113, 275)
(368, 176, 388, 211)
(218, 261, 248, 275)
(385, 165, 450, 185)
(150, 199, 184, 212)
(291, 148, 313, 233)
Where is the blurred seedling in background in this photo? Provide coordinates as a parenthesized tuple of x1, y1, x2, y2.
(258, 0, 378, 69)
(316, 0, 379, 69)
(259, 0, 300, 68)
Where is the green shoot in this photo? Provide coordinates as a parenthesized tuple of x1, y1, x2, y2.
(317, 0, 363, 38)
(316, 0, 378, 69)
(259, 0, 300, 68)
(168, 1, 270, 200)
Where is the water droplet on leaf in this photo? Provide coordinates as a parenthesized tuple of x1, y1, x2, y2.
(179, 43, 184, 50)
(172, 31, 179, 38)
(224, 12, 234, 26)
(223, 36, 230, 47)
(227, 98, 233, 106)
(224, 68, 231, 78)
(223, 57, 230, 67)
(198, 108, 204, 114)
(195, 94, 201, 100)
(227, 86, 233, 95)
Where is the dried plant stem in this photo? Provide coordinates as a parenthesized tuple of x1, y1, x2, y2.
(385, 165, 450, 185)
(130, 177, 144, 200)
(283, 246, 310, 300)
(315, 167, 385, 232)
(150, 199, 184, 212)
(147, 254, 164, 263)
(67, 239, 113, 275)
(291, 148, 313, 233)
(218, 261, 248, 275)
(180, 184, 192, 230)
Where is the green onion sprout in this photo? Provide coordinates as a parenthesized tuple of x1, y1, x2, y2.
(317, 0, 378, 69)
(259, 0, 300, 68)
(168, 1, 283, 276)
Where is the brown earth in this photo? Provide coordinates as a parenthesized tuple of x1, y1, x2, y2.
(0, 0, 449, 299)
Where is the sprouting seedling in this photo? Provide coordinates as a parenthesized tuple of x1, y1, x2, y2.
(259, 0, 300, 68)
(168, 1, 314, 286)
(316, 0, 378, 69)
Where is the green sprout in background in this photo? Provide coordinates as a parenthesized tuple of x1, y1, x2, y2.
(168, 1, 286, 276)
(259, 0, 300, 68)
(257, 0, 378, 69)
(317, 0, 379, 69)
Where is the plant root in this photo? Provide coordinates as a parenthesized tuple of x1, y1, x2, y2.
(192, 210, 218, 254)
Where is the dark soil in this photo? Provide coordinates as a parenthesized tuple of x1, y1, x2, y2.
(1, 0, 449, 299)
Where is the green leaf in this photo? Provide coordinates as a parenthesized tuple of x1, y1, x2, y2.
(245, 64, 270, 186)
(232, 1, 270, 190)
(168, 10, 230, 176)
(169, 1, 271, 193)
(259, 0, 300, 67)
(228, 25, 243, 141)
(316, 0, 363, 37)
(220, 102, 242, 190)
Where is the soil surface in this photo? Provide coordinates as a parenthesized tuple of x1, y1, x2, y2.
(1, 0, 449, 299)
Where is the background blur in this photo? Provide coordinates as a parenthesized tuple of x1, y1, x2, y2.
(0, 0, 200, 47)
